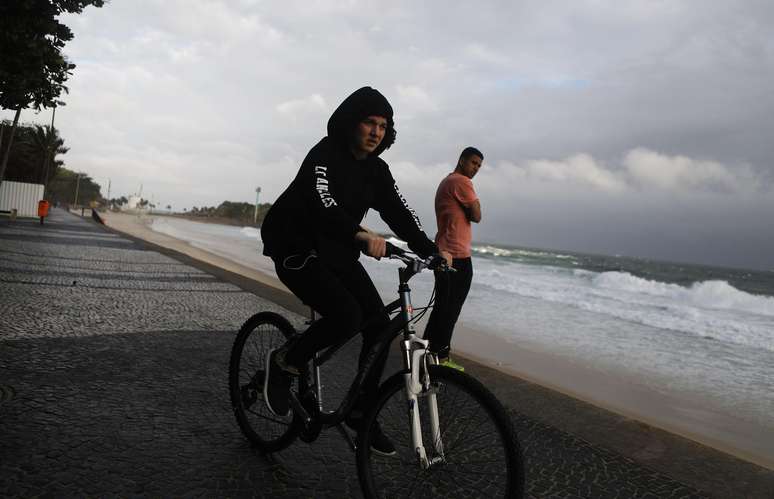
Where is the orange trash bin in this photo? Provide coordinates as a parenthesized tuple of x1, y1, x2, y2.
(38, 200, 50, 224)
(38, 200, 50, 217)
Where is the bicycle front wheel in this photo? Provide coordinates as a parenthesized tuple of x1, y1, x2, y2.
(357, 365, 525, 498)
(228, 311, 302, 452)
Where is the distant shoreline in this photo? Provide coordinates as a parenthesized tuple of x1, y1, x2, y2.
(126, 210, 774, 274)
(143, 211, 260, 228)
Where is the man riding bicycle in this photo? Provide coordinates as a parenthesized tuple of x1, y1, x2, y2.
(260, 86, 451, 455)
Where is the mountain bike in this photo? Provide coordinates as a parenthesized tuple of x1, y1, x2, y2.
(228, 243, 525, 498)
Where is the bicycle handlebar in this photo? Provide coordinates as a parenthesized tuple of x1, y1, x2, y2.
(358, 238, 451, 273)
(384, 241, 406, 257)
(385, 241, 452, 272)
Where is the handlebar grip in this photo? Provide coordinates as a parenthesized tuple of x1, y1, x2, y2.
(385, 241, 406, 257)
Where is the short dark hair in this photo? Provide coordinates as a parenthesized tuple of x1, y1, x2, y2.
(460, 146, 483, 161)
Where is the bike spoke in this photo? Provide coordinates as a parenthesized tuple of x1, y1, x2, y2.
(361, 368, 520, 498)
(229, 313, 300, 452)
(244, 407, 291, 426)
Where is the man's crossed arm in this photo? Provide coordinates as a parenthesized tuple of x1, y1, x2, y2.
(462, 199, 481, 223)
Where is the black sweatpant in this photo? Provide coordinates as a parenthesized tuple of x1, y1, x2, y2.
(423, 257, 473, 358)
(274, 256, 390, 409)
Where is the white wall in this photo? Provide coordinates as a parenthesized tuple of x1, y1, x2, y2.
(0, 181, 45, 218)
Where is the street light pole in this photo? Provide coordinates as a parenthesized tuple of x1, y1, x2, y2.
(73, 173, 82, 207)
(253, 186, 261, 225)
(42, 105, 57, 198)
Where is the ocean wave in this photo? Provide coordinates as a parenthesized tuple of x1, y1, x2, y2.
(473, 245, 516, 257)
(473, 264, 774, 352)
(473, 245, 576, 261)
(592, 272, 774, 317)
(382, 239, 576, 263)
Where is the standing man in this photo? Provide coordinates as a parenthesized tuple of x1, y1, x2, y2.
(424, 147, 483, 371)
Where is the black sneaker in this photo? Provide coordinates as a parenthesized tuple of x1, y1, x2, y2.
(347, 417, 396, 456)
(263, 348, 291, 417)
(368, 421, 396, 456)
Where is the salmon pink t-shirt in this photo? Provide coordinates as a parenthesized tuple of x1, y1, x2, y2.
(434, 172, 478, 258)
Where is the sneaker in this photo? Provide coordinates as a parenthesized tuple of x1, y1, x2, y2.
(439, 357, 465, 372)
(263, 348, 291, 417)
(368, 421, 397, 456)
(347, 417, 396, 456)
(275, 347, 301, 376)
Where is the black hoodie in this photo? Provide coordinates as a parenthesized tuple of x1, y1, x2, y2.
(261, 87, 437, 267)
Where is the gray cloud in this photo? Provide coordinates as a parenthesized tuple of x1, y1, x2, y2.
(4, 0, 773, 269)
(380, 148, 774, 270)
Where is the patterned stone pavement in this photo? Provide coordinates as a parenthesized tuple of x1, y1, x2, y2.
(0, 209, 770, 498)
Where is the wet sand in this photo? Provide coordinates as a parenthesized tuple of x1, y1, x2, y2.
(452, 323, 774, 470)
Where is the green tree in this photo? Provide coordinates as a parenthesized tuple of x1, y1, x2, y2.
(0, 120, 36, 180)
(0, 0, 105, 185)
(46, 167, 102, 206)
(0, 120, 68, 192)
(109, 195, 127, 208)
(185, 200, 272, 225)
(31, 124, 68, 193)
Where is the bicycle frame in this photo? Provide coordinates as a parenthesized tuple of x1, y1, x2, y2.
(288, 250, 446, 467)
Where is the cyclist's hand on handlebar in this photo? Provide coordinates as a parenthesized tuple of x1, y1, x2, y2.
(355, 231, 386, 259)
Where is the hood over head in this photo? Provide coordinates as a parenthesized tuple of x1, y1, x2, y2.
(327, 86, 396, 157)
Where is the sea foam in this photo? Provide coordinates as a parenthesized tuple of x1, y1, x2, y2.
(593, 271, 774, 317)
(474, 261, 774, 352)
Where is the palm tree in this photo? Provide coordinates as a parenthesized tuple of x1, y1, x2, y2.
(30, 125, 68, 196)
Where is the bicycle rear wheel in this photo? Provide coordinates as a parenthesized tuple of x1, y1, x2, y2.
(357, 365, 524, 498)
(228, 311, 303, 452)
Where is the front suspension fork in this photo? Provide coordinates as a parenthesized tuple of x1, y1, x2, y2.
(402, 335, 445, 469)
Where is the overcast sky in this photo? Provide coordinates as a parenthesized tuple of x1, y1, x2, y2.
(4, 0, 773, 270)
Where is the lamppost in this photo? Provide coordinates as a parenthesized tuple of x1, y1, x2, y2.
(73, 172, 83, 207)
(41, 101, 64, 198)
(253, 186, 261, 225)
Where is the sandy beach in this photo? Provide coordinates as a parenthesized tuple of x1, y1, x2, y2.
(453, 325, 774, 470)
(99, 211, 286, 291)
(99, 210, 773, 471)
